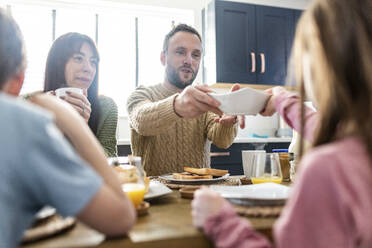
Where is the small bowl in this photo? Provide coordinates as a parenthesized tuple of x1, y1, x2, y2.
(136, 201, 150, 216)
(179, 186, 200, 199)
(240, 177, 252, 185)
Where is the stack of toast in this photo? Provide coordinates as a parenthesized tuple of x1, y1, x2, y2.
(173, 167, 228, 179)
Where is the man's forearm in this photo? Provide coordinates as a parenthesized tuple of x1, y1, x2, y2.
(208, 122, 238, 149)
(129, 95, 181, 136)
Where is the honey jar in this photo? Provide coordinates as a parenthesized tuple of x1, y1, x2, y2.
(272, 149, 291, 182)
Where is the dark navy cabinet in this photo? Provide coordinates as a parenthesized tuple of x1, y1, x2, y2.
(294, 9, 303, 27)
(118, 145, 132, 156)
(215, 1, 256, 84)
(204, 0, 303, 86)
(118, 142, 290, 176)
(256, 6, 294, 85)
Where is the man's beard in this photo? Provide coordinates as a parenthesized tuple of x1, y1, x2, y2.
(166, 64, 198, 89)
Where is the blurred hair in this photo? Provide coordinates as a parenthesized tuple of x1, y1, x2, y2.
(0, 8, 26, 89)
(291, 0, 372, 157)
(44, 32, 101, 135)
(162, 23, 202, 53)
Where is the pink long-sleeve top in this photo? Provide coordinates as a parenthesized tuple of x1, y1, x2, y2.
(274, 90, 318, 142)
(203, 92, 372, 248)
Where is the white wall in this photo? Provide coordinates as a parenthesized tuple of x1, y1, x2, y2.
(113, 0, 208, 35)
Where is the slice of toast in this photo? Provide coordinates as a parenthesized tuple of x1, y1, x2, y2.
(172, 173, 213, 180)
(183, 167, 228, 177)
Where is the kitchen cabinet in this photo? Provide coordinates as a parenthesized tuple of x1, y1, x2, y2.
(256, 6, 294, 85)
(210, 142, 290, 175)
(294, 9, 303, 27)
(118, 142, 291, 176)
(118, 145, 132, 156)
(203, 0, 302, 86)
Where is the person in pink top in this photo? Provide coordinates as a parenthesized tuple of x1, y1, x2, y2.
(261, 87, 317, 143)
(191, 0, 372, 247)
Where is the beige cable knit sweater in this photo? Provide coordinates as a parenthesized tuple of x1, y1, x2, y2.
(127, 83, 238, 176)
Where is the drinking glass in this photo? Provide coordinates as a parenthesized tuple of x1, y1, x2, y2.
(122, 156, 146, 208)
(242, 150, 266, 179)
(250, 153, 283, 184)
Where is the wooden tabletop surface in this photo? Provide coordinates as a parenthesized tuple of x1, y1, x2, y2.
(21, 185, 277, 248)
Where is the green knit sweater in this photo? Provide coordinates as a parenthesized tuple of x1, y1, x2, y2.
(127, 83, 238, 176)
(23, 93, 118, 157)
(97, 95, 118, 157)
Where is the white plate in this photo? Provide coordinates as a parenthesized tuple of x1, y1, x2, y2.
(159, 173, 230, 184)
(144, 181, 172, 200)
(210, 183, 291, 205)
(209, 87, 270, 115)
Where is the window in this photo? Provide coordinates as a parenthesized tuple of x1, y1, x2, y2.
(10, 5, 53, 94)
(55, 8, 96, 40)
(4, 1, 194, 115)
(98, 13, 136, 113)
(137, 13, 194, 87)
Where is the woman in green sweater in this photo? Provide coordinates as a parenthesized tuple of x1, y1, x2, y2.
(43, 32, 118, 157)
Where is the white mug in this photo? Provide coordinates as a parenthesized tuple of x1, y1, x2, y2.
(55, 87, 83, 98)
(241, 150, 266, 179)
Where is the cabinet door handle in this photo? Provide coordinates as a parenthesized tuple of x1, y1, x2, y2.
(260, 53, 266, 73)
(210, 152, 230, 157)
(250, 52, 256, 73)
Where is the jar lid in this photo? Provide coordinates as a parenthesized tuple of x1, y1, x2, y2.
(272, 149, 288, 153)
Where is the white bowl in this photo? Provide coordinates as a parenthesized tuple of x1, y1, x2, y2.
(209, 87, 270, 115)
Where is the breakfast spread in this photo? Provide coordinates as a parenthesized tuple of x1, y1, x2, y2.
(172, 167, 229, 180)
(113, 163, 150, 193)
(114, 165, 138, 184)
(172, 172, 213, 180)
(183, 167, 228, 177)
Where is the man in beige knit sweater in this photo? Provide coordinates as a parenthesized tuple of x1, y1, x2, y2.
(127, 24, 244, 176)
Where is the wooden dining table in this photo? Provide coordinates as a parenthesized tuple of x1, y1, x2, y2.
(21, 180, 278, 248)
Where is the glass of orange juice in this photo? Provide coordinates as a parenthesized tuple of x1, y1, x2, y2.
(251, 153, 283, 184)
(122, 156, 146, 208)
(122, 182, 146, 208)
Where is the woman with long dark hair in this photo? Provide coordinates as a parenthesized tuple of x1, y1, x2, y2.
(44, 32, 118, 157)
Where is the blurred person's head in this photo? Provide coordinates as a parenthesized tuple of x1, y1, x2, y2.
(292, 0, 372, 153)
(0, 8, 26, 96)
(44, 32, 100, 134)
(161, 24, 202, 89)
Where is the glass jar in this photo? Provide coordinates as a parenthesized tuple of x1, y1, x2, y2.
(290, 158, 299, 182)
(272, 149, 290, 182)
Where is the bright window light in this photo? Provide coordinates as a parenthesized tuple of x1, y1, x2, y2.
(98, 13, 136, 115)
(10, 5, 53, 95)
(5, 2, 194, 116)
(55, 8, 95, 39)
(138, 15, 194, 87)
